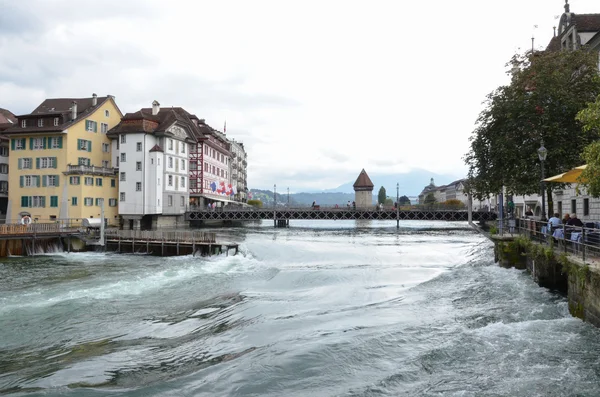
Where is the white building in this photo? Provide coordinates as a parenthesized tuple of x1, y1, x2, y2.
(108, 101, 200, 230)
(0, 108, 15, 222)
(229, 139, 248, 203)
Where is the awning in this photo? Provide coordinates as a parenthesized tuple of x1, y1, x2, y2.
(544, 164, 587, 183)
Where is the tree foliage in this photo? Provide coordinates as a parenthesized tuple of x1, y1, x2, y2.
(464, 50, 600, 203)
(247, 199, 262, 207)
(377, 186, 387, 204)
(399, 195, 411, 205)
(423, 192, 436, 205)
(578, 95, 600, 197)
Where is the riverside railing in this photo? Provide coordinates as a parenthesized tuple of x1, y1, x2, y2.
(188, 205, 477, 212)
(494, 217, 600, 262)
(104, 229, 216, 244)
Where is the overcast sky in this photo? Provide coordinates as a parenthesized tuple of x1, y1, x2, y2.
(0, 0, 598, 190)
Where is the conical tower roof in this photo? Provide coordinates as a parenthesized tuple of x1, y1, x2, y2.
(353, 169, 374, 191)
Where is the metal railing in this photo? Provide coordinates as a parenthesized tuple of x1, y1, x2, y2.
(187, 204, 474, 212)
(493, 217, 600, 262)
(105, 229, 216, 243)
(65, 164, 118, 176)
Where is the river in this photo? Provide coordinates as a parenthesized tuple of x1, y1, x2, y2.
(1, 220, 600, 396)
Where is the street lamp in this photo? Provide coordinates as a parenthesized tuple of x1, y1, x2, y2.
(396, 183, 399, 206)
(538, 143, 548, 221)
(287, 187, 290, 207)
(396, 182, 400, 229)
(274, 184, 277, 207)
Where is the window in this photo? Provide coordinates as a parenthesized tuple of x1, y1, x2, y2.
(101, 123, 108, 133)
(158, 158, 160, 166)
(102, 160, 109, 168)
(136, 142, 142, 151)
(168, 195, 173, 206)
(180, 196, 185, 206)
(71, 197, 78, 206)
(18, 158, 32, 169)
(169, 139, 173, 150)
(84, 197, 93, 206)
(54, 117, 59, 127)
(49, 137, 62, 149)
(21, 120, 26, 128)
(168, 157, 173, 168)
(116, 140, 119, 150)
(204, 146, 208, 155)
(181, 143, 186, 153)
(21, 175, 38, 187)
(136, 182, 142, 191)
(205, 162, 208, 171)
(168, 175, 173, 186)
(69, 176, 80, 185)
(38, 119, 44, 127)
(85, 120, 97, 132)
(21, 196, 46, 208)
(38, 157, 57, 169)
(32, 138, 44, 150)
(96, 178, 102, 187)
(50, 196, 58, 208)
(120, 192, 126, 201)
(120, 153, 126, 162)
(95, 198, 104, 206)
(105, 110, 110, 117)
(77, 139, 91, 151)
(584, 198, 590, 216)
(571, 199, 577, 214)
(181, 160, 185, 170)
(176, 141, 179, 153)
(102, 143, 110, 152)
(175, 176, 178, 188)
(120, 172, 126, 181)
(135, 161, 142, 171)
(158, 199, 160, 206)
(46, 175, 58, 187)
(151, 158, 154, 165)
(0, 164, 7, 174)
(111, 179, 115, 187)
(84, 177, 94, 186)
(78, 157, 91, 166)
(120, 134, 126, 144)
(116, 157, 119, 166)
(109, 198, 117, 207)
(181, 177, 185, 188)
(13, 138, 26, 150)
(0, 147, 7, 156)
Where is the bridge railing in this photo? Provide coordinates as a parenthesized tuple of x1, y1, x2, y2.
(0, 222, 80, 235)
(104, 229, 216, 243)
(188, 205, 483, 212)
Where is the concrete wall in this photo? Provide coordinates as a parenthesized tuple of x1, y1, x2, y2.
(355, 190, 372, 208)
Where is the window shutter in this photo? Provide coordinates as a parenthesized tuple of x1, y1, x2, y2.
(18, 158, 22, 170)
(53, 157, 57, 168)
(55, 176, 59, 187)
(36, 176, 41, 187)
(21, 196, 28, 207)
(36, 158, 40, 169)
(93, 122, 97, 133)
(69, 176, 73, 185)
(29, 138, 33, 150)
(19, 176, 23, 187)
(11, 139, 15, 150)
(43, 137, 47, 149)
(41, 196, 46, 208)
(88, 141, 92, 152)
(42, 175, 47, 187)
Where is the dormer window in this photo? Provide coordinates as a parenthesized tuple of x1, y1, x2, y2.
(21, 120, 26, 128)
(37, 119, 44, 127)
(105, 110, 110, 117)
(53, 117, 59, 127)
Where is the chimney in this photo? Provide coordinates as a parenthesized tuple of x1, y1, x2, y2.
(71, 101, 78, 121)
(152, 100, 160, 116)
(92, 93, 97, 106)
(199, 119, 205, 124)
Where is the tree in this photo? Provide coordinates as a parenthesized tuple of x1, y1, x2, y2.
(399, 195, 411, 205)
(423, 192, 436, 206)
(384, 198, 393, 206)
(377, 186, 387, 204)
(247, 199, 262, 208)
(578, 95, 600, 197)
(464, 49, 600, 215)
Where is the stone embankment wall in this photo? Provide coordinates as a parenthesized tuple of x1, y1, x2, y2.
(493, 235, 600, 328)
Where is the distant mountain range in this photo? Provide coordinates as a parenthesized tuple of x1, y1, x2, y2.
(250, 169, 462, 207)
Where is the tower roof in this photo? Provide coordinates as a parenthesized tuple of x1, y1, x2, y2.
(353, 169, 374, 191)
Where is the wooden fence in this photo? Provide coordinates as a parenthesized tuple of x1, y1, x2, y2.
(0, 223, 79, 235)
(104, 229, 216, 244)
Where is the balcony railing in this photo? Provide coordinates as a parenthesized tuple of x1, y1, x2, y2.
(65, 164, 118, 176)
(231, 163, 238, 169)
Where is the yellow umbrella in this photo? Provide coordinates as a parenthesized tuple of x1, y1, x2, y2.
(544, 164, 588, 183)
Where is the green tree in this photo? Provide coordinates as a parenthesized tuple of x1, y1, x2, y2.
(464, 49, 600, 215)
(423, 192, 436, 206)
(377, 186, 387, 204)
(384, 198, 393, 206)
(247, 199, 262, 208)
(399, 195, 411, 205)
(578, 95, 600, 197)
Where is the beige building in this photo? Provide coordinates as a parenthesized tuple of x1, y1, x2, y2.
(2, 95, 122, 224)
(353, 169, 374, 208)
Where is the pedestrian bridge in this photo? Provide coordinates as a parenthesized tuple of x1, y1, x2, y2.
(185, 207, 496, 223)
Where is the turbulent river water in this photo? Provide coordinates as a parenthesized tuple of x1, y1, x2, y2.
(2, 220, 600, 396)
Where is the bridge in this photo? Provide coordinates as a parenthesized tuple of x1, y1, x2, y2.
(185, 207, 497, 225)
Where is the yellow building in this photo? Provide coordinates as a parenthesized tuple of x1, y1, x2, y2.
(2, 95, 123, 224)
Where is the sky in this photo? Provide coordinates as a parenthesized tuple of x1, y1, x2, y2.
(0, 0, 598, 191)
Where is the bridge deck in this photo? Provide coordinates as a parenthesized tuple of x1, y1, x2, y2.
(186, 208, 496, 222)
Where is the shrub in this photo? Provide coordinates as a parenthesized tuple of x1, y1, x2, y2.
(248, 199, 263, 208)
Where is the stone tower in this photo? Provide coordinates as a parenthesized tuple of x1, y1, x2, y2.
(353, 169, 374, 208)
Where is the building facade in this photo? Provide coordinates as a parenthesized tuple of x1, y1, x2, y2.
(0, 109, 16, 222)
(2, 95, 122, 224)
(107, 101, 200, 230)
(229, 139, 248, 203)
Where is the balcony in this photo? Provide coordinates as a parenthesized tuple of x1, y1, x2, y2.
(231, 173, 238, 179)
(231, 153, 237, 159)
(231, 163, 238, 169)
(65, 164, 118, 176)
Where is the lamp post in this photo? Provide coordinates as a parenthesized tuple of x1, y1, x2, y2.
(287, 187, 290, 207)
(538, 143, 548, 221)
(274, 184, 277, 208)
(396, 182, 400, 229)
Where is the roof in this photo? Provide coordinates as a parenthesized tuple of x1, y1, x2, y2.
(2, 96, 120, 135)
(572, 13, 600, 32)
(108, 106, 203, 140)
(353, 169, 374, 190)
(0, 108, 16, 132)
(546, 35, 561, 52)
(149, 144, 164, 153)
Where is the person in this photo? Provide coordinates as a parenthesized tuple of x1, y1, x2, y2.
(347, 201, 351, 208)
(548, 213, 561, 233)
(352, 201, 356, 210)
(394, 201, 398, 209)
(525, 207, 534, 217)
(562, 213, 571, 224)
(567, 213, 584, 227)
(311, 201, 316, 209)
